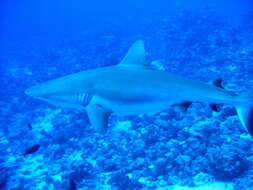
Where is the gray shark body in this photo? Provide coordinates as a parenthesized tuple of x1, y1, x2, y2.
(26, 40, 253, 136)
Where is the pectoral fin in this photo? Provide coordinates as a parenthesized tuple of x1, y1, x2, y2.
(86, 104, 112, 134)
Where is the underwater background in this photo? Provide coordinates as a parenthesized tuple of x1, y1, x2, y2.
(1, 0, 253, 189)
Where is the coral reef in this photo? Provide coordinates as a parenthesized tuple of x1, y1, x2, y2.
(1, 9, 253, 190)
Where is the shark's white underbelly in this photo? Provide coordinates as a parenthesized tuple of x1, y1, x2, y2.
(90, 95, 172, 116)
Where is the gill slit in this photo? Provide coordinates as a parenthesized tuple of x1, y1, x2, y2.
(76, 93, 92, 106)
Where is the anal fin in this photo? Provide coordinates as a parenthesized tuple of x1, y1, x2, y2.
(86, 104, 112, 134)
(210, 79, 228, 112)
(210, 104, 220, 112)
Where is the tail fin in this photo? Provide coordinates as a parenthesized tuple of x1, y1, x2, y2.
(235, 91, 253, 137)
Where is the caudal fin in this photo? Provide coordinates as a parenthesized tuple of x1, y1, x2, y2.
(235, 91, 253, 137)
(236, 106, 253, 136)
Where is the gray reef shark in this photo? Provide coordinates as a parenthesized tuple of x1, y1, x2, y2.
(25, 40, 253, 136)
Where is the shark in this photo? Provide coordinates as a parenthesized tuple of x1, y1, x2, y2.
(25, 40, 253, 136)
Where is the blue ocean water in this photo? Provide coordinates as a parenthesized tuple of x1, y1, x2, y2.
(1, 0, 253, 189)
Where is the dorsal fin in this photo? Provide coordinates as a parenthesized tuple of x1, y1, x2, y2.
(119, 40, 147, 68)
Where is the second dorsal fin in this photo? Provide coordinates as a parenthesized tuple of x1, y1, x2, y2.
(119, 40, 147, 68)
(213, 78, 224, 89)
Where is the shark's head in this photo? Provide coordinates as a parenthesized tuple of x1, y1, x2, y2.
(25, 83, 51, 98)
(25, 75, 92, 109)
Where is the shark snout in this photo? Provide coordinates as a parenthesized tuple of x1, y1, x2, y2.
(25, 88, 36, 97)
(25, 86, 43, 97)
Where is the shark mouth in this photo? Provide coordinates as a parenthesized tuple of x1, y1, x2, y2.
(34, 93, 92, 109)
